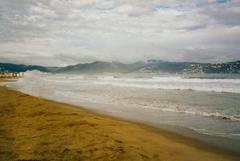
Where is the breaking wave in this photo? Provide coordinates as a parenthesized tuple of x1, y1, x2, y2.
(94, 76, 240, 93)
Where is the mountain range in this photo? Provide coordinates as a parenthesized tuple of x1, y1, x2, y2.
(0, 60, 240, 74)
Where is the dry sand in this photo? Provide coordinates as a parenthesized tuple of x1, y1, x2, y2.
(0, 84, 239, 161)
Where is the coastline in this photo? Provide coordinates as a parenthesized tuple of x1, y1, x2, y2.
(59, 101, 240, 155)
(0, 85, 239, 161)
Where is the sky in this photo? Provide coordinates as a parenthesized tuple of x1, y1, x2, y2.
(0, 0, 240, 66)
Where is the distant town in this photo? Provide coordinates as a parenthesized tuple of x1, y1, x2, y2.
(0, 71, 24, 78)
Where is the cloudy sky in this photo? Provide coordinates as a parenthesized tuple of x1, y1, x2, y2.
(0, 0, 240, 66)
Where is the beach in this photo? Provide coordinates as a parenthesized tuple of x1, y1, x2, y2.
(1, 0, 240, 160)
(0, 83, 239, 161)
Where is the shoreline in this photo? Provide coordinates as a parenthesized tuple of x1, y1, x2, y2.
(0, 85, 239, 161)
(40, 100, 240, 155)
(51, 100, 240, 155)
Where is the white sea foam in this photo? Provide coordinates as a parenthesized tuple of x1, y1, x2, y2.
(93, 76, 240, 93)
(22, 71, 240, 94)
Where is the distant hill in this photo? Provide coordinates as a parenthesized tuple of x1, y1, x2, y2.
(56, 61, 146, 74)
(0, 60, 239, 74)
(55, 60, 240, 74)
(0, 63, 59, 73)
(144, 60, 240, 74)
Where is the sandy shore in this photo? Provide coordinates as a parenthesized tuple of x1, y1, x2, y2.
(0, 85, 239, 161)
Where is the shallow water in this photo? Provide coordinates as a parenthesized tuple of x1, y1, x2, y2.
(2, 72, 240, 151)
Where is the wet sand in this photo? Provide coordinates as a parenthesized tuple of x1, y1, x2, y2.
(0, 84, 239, 161)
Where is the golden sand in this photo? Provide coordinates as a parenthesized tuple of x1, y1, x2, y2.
(0, 85, 239, 161)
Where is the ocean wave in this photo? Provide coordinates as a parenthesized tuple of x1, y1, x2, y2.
(4, 74, 240, 141)
(189, 127, 240, 139)
(93, 81, 240, 93)
(126, 100, 240, 122)
(9, 74, 240, 122)
(97, 76, 240, 84)
(141, 105, 240, 122)
(23, 73, 240, 94)
(184, 111, 240, 121)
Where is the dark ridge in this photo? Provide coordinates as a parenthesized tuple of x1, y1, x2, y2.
(0, 60, 239, 74)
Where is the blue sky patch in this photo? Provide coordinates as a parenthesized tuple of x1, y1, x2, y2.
(216, 0, 230, 4)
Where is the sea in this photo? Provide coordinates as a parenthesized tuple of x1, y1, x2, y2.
(2, 71, 240, 153)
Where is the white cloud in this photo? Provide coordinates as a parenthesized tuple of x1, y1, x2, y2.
(0, 0, 240, 66)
